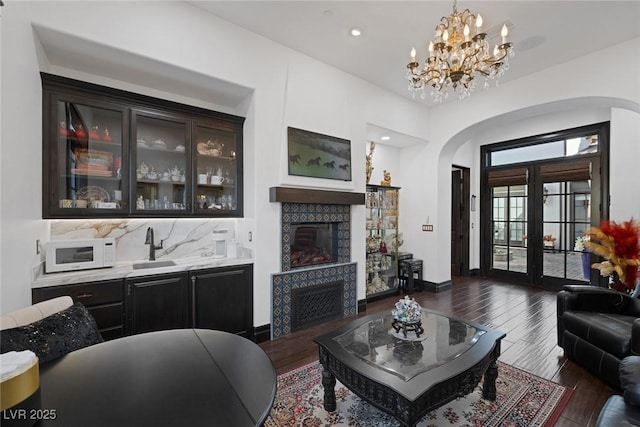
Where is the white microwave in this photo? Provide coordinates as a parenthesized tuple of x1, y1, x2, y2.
(45, 238, 116, 273)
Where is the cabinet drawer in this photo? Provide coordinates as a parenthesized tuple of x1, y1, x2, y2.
(100, 327, 124, 341)
(33, 279, 124, 307)
(88, 302, 124, 330)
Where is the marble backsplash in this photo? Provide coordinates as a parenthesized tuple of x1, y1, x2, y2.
(49, 218, 249, 264)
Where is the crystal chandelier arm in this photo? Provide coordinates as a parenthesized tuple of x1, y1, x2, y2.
(490, 43, 513, 64)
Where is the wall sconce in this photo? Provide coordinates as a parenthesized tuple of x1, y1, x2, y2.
(471, 195, 476, 211)
(543, 186, 549, 204)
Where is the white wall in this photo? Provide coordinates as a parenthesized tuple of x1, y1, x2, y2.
(1, 1, 639, 326)
(610, 108, 640, 219)
(401, 37, 640, 284)
(453, 107, 609, 269)
(0, 1, 428, 319)
(1, 2, 50, 313)
(449, 106, 640, 270)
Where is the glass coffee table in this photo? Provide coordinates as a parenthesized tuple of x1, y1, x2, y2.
(314, 309, 506, 427)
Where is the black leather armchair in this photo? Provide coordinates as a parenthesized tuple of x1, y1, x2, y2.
(557, 285, 640, 389)
(596, 356, 640, 426)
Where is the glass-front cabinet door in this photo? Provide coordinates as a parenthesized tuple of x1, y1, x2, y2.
(46, 97, 127, 216)
(131, 110, 189, 214)
(193, 121, 240, 215)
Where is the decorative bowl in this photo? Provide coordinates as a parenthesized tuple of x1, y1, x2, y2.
(391, 296, 422, 323)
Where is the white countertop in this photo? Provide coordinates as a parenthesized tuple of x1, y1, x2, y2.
(32, 255, 254, 288)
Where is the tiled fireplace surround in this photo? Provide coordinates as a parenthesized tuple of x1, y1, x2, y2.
(271, 199, 358, 339)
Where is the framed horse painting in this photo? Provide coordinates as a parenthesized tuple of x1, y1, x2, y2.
(287, 127, 352, 181)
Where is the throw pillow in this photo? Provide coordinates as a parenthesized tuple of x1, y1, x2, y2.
(0, 302, 104, 363)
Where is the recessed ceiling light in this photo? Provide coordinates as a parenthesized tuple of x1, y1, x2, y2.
(350, 28, 362, 37)
(380, 136, 390, 141)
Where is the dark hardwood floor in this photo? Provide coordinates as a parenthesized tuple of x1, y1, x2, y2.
(259, 276, 615, 427)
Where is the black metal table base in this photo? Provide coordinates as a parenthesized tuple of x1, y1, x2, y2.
(391, 320, 424, 338)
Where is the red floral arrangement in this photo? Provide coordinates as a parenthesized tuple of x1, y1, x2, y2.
(585, 219, 640, 293)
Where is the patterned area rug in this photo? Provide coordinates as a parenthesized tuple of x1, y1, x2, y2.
(265, 360, 573, 427)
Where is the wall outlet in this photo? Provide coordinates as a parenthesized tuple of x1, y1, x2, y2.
(422, 224, 434, 232)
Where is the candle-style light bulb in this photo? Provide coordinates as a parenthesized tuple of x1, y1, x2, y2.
(443, 29, 449, 42)
(410, 47, 416, 62)
(428, 41, 434, 55)
(463, 24, 470, 41)
(476, 14, 483, 30)
(501, 24, 508, 44)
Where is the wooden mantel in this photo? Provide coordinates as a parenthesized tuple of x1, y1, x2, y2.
(269, 186, 365, 205)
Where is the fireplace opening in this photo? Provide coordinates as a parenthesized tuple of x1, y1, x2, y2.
(290, 222, 338, 269)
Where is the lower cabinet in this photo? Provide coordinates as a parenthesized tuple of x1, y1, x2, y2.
(32, 279, 125, 341)
(125, 264, 254, 338)
(126, 272, 190, 335)
(33, 264, 254, 340)
(191, 265, 253, 338)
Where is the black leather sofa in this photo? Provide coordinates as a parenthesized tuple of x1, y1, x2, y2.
(596, 356, 640, 426)
(557, 285, 640, 389)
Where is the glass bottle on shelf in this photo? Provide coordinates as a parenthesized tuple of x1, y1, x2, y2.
(193, 123, 239, 214)
(53, 100, 125, 213)
(132, 111, 189, 213)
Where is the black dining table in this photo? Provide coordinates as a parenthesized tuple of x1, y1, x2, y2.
(38, 329, 276, 427)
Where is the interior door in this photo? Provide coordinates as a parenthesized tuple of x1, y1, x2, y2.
(451, 167, 470, 276)
(451, 170, 462, 276)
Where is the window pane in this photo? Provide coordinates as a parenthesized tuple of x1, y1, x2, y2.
(491, 134, 598, 166)
(493, 221, 507, 243)
(491, 184, 528, 274)
(543, 180, 592, 281)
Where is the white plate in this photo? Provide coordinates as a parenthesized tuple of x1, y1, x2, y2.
(76, 186, 110, 202)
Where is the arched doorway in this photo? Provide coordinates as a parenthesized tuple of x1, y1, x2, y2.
(479, 122, 609, 287)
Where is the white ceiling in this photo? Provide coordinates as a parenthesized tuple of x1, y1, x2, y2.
(190, 0, 640, 146)
(191, 1, 640, 105)
(36, 1, 640, 147)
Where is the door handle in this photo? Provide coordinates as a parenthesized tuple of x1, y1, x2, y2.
(191, 276, 196, 326)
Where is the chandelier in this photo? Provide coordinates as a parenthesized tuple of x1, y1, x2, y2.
(406, 0, 514, 102)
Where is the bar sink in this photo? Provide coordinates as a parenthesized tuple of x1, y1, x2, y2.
(132, 260, 177, 270)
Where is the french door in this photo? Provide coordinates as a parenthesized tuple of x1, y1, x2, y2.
(481, 123, 609, 288)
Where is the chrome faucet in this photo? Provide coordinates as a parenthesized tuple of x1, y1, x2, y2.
(145, 227, 164, 261)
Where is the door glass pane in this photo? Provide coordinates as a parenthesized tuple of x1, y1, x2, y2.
(542, 180, 591, 281)
(56, 101, 124, 211)
(492, 185, 527, 273)
(491, 134, 599, 166)
(133, 115, 188, 211)
(194, 124, 238, 213)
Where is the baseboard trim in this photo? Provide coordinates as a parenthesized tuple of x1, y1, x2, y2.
(469, 268, 481, 277)
(422, 280, 452, 293)
(253, 324, 271, 343)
